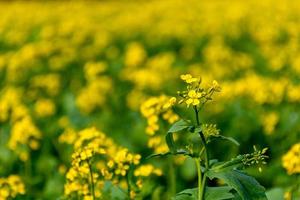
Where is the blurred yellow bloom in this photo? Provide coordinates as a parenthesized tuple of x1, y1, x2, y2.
(84, 62, 107, 81)
(284, 191, 291, 200)
(0, 175, 25, 200)
(180, 74, 199, 84)
(134, 164, 162, 177)
(8, 116, 41, 161)
(34, 99, 56, 118)
(125, 42, 147, 68)
(262, 112, 279, 135)
(282, 143, 300, 175)
(141, 95, 179, 136)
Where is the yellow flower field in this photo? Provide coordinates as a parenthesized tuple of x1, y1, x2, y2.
(0, 0, 299, 199)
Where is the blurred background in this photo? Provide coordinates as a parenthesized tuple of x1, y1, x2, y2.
(0, 0, 299, 199)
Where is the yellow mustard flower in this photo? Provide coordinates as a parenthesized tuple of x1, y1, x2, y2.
(186, 90, 202, 106)
(282, 143, 300, 175)
(180, 74, 199, 84)
(0, 175, 25, 200)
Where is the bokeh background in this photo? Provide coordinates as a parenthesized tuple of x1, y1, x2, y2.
(0, 0, 299, 199)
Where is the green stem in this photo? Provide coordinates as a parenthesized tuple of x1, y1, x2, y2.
(87, 160, 95, 200)
(126, 172, 131, 199)
(194, 106, 200, 126)
(200, 174, 207, 200)
(168, 157, 176, 198)
(199, 133, 209, 168)
(194, 106, 209, 200)
(195, 158, 202, 200)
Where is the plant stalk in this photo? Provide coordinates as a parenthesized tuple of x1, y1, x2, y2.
(194, 106, 209, 200)
(195, 158, 202, 200)
(168, 157, 176, 198)
(87, 160, 95, 200)
(126, 171, 132, 199)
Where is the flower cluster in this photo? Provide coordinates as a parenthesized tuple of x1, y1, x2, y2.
(201, 124, 220, 138)
(0, 87, 41, 161)
(134, 164, 162, 177)
(58, 127, 77, 145)
(282, 143, 300, 175)
(76, 62, 112, 114)
(57, 116, 78, 145)
(120, 41, 177, 111)
(242, 146, 268, 169)
(178, 74, 221, 107)
(261, 112, 279, 135)
(34, 98, 56, 118)
(29, 74, 61, 97)
(140, 95, 178, 136)
(0, 87, 24, 123)
(140, 95, 178, 154)
(65, 147, 104, 200)
(122, 47, 175, 106)
(63, 127, 161, 199)
(213, 147, 268, 173)
(0, 175, 25, 200)
(8, 117, 41, 161)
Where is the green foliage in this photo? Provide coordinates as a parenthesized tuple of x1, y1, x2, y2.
(207, 170, 267, 200)
(213, 135, 240, 146)
(266, 188, 284, 200)
(101, 181, 128, 200)
(173, 186, 234, 200)
(166, 119, 191, 153)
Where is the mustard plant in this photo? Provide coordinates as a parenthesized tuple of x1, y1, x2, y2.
(62, 127, 162, 200)
(150, 74, 268, 200)
(0, 175, 25, 200)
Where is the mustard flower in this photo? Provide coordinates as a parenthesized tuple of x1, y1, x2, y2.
(0, 175, 25, 200)
(282, 143, 300, 175)
(180, 74, 199, 84)
(186, 90, 202, 106)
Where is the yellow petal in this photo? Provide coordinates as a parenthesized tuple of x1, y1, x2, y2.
(192, 99, 200, 106)
(186, 98, 193, 105)
(188, 90, 196, 97)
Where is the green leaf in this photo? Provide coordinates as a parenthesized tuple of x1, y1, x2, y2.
(180, 157, 197, 180)
(172, 188, 197, 200)
(168, 119, 191, 133)
(216, 135, 240, 146)
(166, 119, 191, 153)
(126, 166, 139, 192)
(205, 186, 235, 200)
(166, 132, 176, 153)
(173, 186, 234, 200)
(147, 152, 172, 159)
(193, 127, 202, 133)
(211, 156, 244, 172)
(102, 181, 128, 200)
(207, 169, 267, 200)
(266, 188, 284, 200)
(147, 149, 191, 159)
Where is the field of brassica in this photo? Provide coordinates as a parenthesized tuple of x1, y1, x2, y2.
(0, 1, 299, 199)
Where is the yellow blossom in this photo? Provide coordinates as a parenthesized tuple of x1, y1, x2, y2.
(34, 98, 56, 117)
(180, 74, 199, 84)
(186, 90, 202, 106)
(282, 143, 300, 175)
(0, 175, 25, 200)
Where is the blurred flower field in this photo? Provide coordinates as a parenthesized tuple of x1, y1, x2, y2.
(0, 0, 299, 199)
